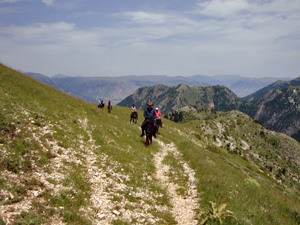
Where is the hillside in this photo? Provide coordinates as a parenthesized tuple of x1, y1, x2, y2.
(242, 76, 300, 102)
(118, 82, 300, 142)
(1, 64, 300, 224)
(117, 84, 243, 114)
(165, 107, 300, 191)
(240, 86, 300, 141)
(25, 72, 65, 93)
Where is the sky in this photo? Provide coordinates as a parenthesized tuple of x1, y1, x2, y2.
(0, 0, 299, 78)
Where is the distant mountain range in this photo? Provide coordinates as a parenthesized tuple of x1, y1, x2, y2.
(25, 71, 300, 141)
(25, 72, 293, 105)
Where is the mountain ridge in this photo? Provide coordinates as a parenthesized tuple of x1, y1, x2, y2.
(25, 71, 295, 105)
(242, 76, 300, 101)
(118, 84, 243, 114)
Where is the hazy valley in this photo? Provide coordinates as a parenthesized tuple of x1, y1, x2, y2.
(25, 72, 292, 105)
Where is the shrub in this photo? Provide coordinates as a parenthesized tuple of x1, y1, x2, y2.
(244, 178, 260, 190)
(198, 201, 237, 224)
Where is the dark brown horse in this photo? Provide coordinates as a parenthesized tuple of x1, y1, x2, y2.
(145, 119, 155, 146)
(130, 112, 138, 124)
(155, 118, 162, 134)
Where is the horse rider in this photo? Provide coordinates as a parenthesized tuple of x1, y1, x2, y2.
(140, 101, 157, 138)
(155, 108, 162, 119)
(131, 104, 136, 114)
(155, 107, 163, 132)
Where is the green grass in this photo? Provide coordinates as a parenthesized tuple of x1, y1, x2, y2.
(0, 64, 178, 224)
(1, 63, 300, 224)
(158, 117, 300, 224)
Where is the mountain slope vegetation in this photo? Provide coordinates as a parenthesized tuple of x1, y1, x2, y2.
(1, 64, 300, 224)
(118, 82, 300, 142)
(240, 81, 300, 141)
(118, 84, 242, 115)
(165, 107, 300, 190)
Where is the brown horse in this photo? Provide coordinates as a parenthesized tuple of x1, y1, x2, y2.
(155, 118, 162, 134)
(130, 112, 138, 124)
(145, 119, 155, 146)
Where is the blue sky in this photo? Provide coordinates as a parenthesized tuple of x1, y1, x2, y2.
(0, 0, 299, 78)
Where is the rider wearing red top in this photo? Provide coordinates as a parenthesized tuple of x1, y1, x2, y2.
(155, 108, 161, 118)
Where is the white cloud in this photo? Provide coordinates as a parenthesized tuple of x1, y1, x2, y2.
(42, 0, 54, 7)
(0, 22, 75, 43)
(197, 0, 250, 17)
(122, 11, 166, 24)
(196, 0, 300, 20)
(0, 0, 20, 3)
(0, 0, 299, 77)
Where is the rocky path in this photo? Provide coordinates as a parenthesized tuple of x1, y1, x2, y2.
(80, 118, 167, 224)
(0, 113, 200, 224)
(82, 117, 200, 224)
(154, 140, 199, 225)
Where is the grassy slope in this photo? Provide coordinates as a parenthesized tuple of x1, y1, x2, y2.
(159, 118, 300, 224)
(0, 64, 300, 224)
(0, 64, 176, 224)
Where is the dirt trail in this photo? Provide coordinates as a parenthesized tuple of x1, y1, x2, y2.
(153, 140, 199, 225)
(0, 115, 200, 224)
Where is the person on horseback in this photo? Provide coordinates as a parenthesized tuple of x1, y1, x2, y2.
(131, 104, 136, 114)
(155, 108, 161, 119)
(140, 101, 156, 137)
(130, 104, 138, 124)
(155, 107, 163, 132)
(108, 100, 112, 112)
